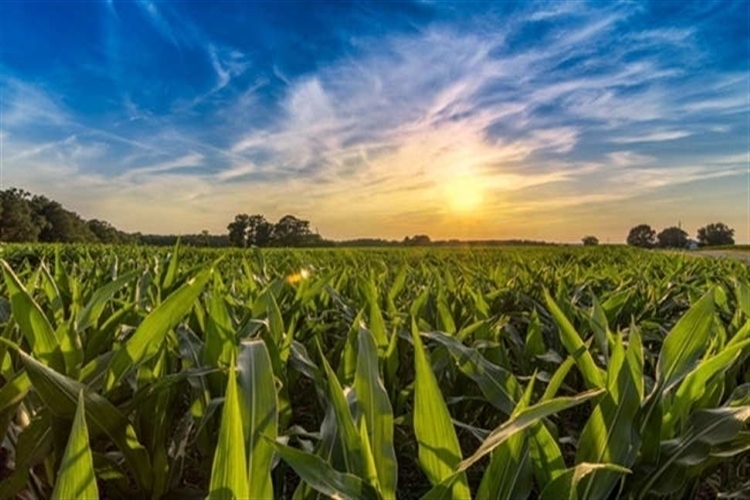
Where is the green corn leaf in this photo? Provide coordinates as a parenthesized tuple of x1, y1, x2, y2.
(339, 310, 366, 386)
(589, 295, 610, 363)
(359, 416, 382, 492)
(411, 320, 471, 498)
(386, 266, 407, 316)
(76, 270, 138, 333)
(576, 329, 643, 500)
(208, 359, 250, 500)
(17, 349, 152, 492)
(422, 330, 520, 415)
(544, 289, 604, 390)
(105, 267, 212, 391)
(539, 463, 631, 500)
(419, 472, 463, 500)
(271, 440, 379, 500)
(39, 263, 65, 325)
(266, 290, 285, 344)
(541, 356, 576, 402)
(51, 391, 99, 500)
(237, 340, 278, 500)
(524, 310, 546, 363)
(528, 420, 566, 487)
(162, 238, 180, 290)
(203, 272, 235, 369)
(0, 369, 31, 414)
(355, 327, 397, 498)
(360, 277, 388, 350)
(2, 260, 64, 372)
(638, 406, 750, 498)
(436, 296, 457, 335)
(53, 246, 71, 307)
(655, 289, 715, 392)
(459, 388, 604, 472)
(476, 375, 535, 500)
(666, 339, 750, 433)
(318, 341, 364, 476)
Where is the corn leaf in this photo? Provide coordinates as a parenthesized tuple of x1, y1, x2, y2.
(237, 339, 278, 500)
(355, 327, 397, 498)
(271, 440, 378, 500)
(76, 270, 138, 333)
(459, 388, 604, 472)
(2, 260, 64, 372)
(208, 360, 250, 500)
(411, 320, 471, 498)
(18, 349, 152, 492)
(105, 267, 212, 391)
(51, 391, 99, 500)
(655, 290, 715, 392)
(539, 463, 631, 500)
(544, 289, 604, 390)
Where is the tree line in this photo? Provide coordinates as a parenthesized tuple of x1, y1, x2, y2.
(0, 187, 738, 249)
(625, 222, 735, 249)
(226, 214, 328, 247)
(0, 188, 137, 244)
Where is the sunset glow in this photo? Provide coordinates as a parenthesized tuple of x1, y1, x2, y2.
(0, 1, 747, 242)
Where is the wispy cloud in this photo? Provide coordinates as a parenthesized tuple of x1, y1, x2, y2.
(1, 1, 747, 241)
(208, 45, 249, 91)
(0, 77, 69, 127)
(610, 130, 692, 144)
(136, 0, 180, 47)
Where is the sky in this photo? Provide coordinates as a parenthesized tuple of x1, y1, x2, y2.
(0, 0, 748, 243)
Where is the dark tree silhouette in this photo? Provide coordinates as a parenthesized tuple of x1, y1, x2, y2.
(403, 234, 431, 246)
(657, 226, 689, 249)
(246, 214, 274, 247)
(273, 215, 313, 246)
(627, 224, 656, 248)
(227, 214, 251, 247)
(697, 222, 734, 247)
(582, 236, 599, 246)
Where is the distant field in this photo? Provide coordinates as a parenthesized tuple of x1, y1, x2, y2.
(0, 244, 748, 499)
(698, 244, 750, 252)
(696, 246, 750, 265)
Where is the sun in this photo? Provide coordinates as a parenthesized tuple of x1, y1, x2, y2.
(444, 174, 484, 214)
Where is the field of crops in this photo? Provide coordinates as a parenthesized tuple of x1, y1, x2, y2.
(0, 244, 748, 499)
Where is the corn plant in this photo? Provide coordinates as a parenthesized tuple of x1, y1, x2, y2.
(0, 243, 748, 499)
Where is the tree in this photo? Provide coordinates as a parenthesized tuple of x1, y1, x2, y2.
(273, 215, 312, 246)
(228, 214, 250, 247)
(0, 188, 41, 242)
(582, 235, 599, 246)
(697, 222, 734, 247)
(657, 226, 688, 249)
(403, 234, 431, 246)
(31, 196, 96, 243)
(246, 214, 274, 247)
(627, 224, 656, 248)
(88, 219, 119, 244)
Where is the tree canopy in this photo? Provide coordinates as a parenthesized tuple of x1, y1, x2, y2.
(582, 235, 599, 246)
(697, 222, 734, 247)
(626, 224, 656, 248)
(226, 213, 323, 248)
(656, 226, 689, 249)
(627, 222, 736, 250)
(0, 188, 135, 244)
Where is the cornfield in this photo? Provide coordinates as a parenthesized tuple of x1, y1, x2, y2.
(0, 244, 748, 499)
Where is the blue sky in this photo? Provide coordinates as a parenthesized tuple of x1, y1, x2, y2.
(1, 0, 748, 242)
